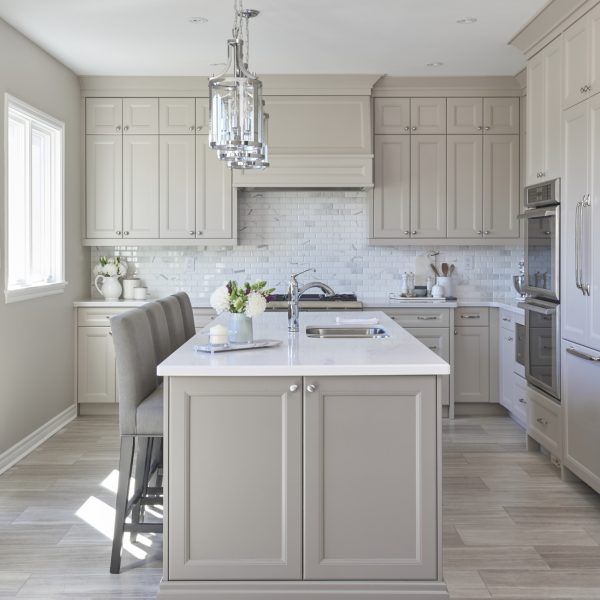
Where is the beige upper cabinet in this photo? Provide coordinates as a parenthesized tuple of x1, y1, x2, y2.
(122, 135, 159, 238)
(410, 135, 447, 238)
(447, 98, 483, 134)
(196, 137, 233, 239)
(410, 98, 446, 134)
(303, 376, 438, 581)
(160, 135, 196, 238)
(373, 98, 411, 134)
(373, 135, 411, 238)
(526, 37, 562, 185)
(122, 98, 158, 134)
(86, 98, 123, 134)
(483, 135, 520, 238)
(86, 135, 123, 239)
(159, 98, 196, 134)
(483, 98, 519, 134)
(563, 4, 600, 109)
(195, 98, 210, 135)
(447, 135, 483, 238)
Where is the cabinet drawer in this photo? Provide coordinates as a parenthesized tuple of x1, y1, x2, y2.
(455, 307, 489, 326)
(527, 384, 561, 456)
(500, 308, 524, 331)
(77, 307, 130, 326)
(512, 375, 528, 427)
(383, 308, 450, 328)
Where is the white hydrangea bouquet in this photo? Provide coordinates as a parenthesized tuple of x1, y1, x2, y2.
(210, 280, 275, 318)
(93, 256, 128, 278)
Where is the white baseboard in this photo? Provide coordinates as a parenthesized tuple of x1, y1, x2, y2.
(0, 403, 77, 475)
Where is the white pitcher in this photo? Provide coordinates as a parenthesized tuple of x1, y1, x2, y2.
(95, 275, 122, 301)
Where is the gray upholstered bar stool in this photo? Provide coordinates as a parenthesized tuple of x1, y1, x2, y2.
(157, 295, 186, 352)
(173, 291, 196, 340)
(109, 308, 163, 574)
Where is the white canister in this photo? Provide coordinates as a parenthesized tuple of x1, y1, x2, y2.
(133, 287, 148, 300)
(431, 284, 445, 299)
(122, 278, 140, 300)
(436, 276, 454, 297)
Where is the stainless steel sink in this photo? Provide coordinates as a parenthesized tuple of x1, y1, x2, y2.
(305, 326, 389, 339)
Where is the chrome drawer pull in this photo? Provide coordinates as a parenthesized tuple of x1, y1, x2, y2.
(567, 347, 600, 363)
(427, 345, 438, 350)
(508, 337, 514, 341)
(417, 316, 437, 320)
(536, 417, 549, 426)
(461, 314, 481, 319)
(502, 317, 511, 322)
(518, 398, 526, 404)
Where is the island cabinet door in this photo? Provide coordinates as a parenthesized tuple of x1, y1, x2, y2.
(303, 376, 438, 580)
(167, 376, 302, 580)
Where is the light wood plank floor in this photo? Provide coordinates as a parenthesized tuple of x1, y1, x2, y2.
(1, 415, 600, 599)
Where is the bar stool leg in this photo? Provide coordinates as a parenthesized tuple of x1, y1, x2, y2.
(131, 437, 152, 542)
(110, 436, 135, 574)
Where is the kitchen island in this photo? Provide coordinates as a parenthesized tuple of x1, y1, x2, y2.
(156, 311, 450, 600)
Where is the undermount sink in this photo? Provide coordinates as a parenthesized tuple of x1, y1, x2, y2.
(305, 326, 390, 339)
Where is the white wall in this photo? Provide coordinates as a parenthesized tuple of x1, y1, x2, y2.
(0, 19, 88, 455)
(92, 191, 523, 304)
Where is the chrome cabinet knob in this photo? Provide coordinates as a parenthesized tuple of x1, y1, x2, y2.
(412, 230, 417, 235)
(484, 126, 490, 131)
(116, 125, 121, 132)
(196, 126, 203, 132)
(123, 230, 130, 236)
(289, 384, 298, 392)
(477, 230, 483, 235)
(123, 125, 129, 132)
(484, 230, 490, 235)
(508, 337, 514, 341)
(411, 126, 417, 131)
(581, 86, 586, 93)
(536, 417, 548, 426)
(115, 230, 122, 236)
(189, 126, 195, 132)
(518, 398, 526, 404)
(403, 126, 410, 131)
(404, 230, 410, 235)
(306, 384, 317, 393)
(188, 230, 195, 236)
(197, 231, 203, 236)
(478, 125, 483, 130)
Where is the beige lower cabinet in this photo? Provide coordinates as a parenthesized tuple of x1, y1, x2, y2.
(164, 375, 440, 589)
(454, 326, 490, 403)
(77, 327, 116, 404)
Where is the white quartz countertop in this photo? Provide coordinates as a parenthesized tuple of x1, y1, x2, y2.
(157, 311, 450, 377)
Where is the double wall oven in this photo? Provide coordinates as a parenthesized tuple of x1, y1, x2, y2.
(520, 179, 561, 401)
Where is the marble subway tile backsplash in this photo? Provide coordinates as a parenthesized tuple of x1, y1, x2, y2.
(91, 190, 524, 305)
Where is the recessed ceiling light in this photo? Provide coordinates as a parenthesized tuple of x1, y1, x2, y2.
(456, 17, 477, 24)
(188, 16, 208, 24)
(426, 62, 444, 68)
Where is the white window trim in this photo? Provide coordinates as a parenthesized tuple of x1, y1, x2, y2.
(3, 93, 67, 304)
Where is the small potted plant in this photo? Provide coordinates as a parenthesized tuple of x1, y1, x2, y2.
(210, 280, 275, 344)
(93, 256, 128, 301)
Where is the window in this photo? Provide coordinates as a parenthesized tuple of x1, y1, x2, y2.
(4, 94, 66, 303)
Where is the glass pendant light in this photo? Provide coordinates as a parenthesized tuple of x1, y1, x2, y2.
(209, 0, 269, 170)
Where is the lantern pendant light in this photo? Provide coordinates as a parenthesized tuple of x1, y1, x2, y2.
(209, 0, 269, 170)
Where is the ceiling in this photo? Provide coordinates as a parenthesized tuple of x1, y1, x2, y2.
(0, 0, 548, 77)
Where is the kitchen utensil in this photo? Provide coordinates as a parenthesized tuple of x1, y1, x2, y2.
(436, 276, 454, 297)
(442, 263, 449, 276)
(430, 263, 440, 277)
(449, 264, 455, 276)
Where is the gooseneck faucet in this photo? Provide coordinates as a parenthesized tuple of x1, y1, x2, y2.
(288, 269, 335, 332)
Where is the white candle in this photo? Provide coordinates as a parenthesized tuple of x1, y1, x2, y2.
(209, 324, 229, 345)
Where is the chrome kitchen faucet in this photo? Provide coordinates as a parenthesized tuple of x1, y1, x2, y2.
(287, 268, 335, 332)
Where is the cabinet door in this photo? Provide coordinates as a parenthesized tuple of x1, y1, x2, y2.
(86, 98, 122, 134)
(447, 135, 483, 238)
(85, 135, 122, 239)
(159, 98, 196, 134)
(373, 135, 411, 238)
(499, 328, 516, 411)
(410, 98, 446, 134)
(122, 135, 159, 238)
(562, 103, 589, 346)
(447, 98, 483, 134)
(563, 16, 589, 109)
(562, 340, 600, 493)
(544, 38, 563, 182)
(454, 326, 490, 403)
(590, 4, 600, 103)
(195, 98, 210, 135)
(373, 98, 411, 134)
(406, 327, 450, 406)
(410, 135, 446, 238)
(483, 98, 519, 134)
(122, 98, 158, 134)
(196, 137, 233, 238)
(77, 328, 116, 403)
(483, 135, 520, 238)
(589, 94, 600, 349)
(168, 376, 302, 580)
(159, 135, 196, 239)
(304, 376, 437, 580)
(526, 50, 546, 184)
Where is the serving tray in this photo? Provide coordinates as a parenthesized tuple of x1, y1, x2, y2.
(193, 339, 282, 353)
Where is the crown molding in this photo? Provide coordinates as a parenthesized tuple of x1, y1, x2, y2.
(372, 76, 521, 98)
(509, 0, 594, 58)
(80, 74, 383, 97)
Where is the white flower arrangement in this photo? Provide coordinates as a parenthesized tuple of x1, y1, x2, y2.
(93, 256, 128, 278)
(210, 280, 274, 318)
